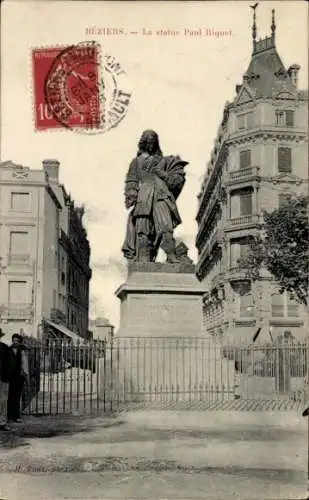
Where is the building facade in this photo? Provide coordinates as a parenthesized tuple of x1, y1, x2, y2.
(0, 159, 92, 341)
(89, 317, 114, 341)
(196, 10, 308, 343)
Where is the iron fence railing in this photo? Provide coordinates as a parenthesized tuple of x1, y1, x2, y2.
(16, 337, 308, 416)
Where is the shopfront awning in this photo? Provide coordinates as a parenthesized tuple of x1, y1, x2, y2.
(44, 319, 82, 344)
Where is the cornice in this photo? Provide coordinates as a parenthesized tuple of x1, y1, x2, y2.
(226, 128, 307, 146)
(264, 172, 307, 185)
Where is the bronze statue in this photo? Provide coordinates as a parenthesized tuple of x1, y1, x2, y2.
(122, 130, 188, 263)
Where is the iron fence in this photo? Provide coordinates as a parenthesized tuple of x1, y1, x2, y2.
(19, 337, 308, 415)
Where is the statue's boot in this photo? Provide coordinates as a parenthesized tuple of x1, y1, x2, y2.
(161, 232, 179, 264)
(136, 234, 152, 262)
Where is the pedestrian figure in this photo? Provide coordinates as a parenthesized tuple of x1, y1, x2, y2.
(6, 334, 29, 423)
(0, 329, 10, 430)
(234, 360, 241, 400)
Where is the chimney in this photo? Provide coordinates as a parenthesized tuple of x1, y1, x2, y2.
(43, 159, 60, 183)
(287, 64, 300, 88)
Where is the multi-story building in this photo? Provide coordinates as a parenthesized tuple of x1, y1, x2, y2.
(196, 10, 308, 343)
(0, 159, 92, 342)
(89, 317, 114, 341)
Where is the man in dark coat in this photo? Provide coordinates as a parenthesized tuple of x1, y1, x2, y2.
(6, 334, 29, 423)
(0, 329, 10, 429)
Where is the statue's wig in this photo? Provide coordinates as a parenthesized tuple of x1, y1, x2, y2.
(137, 130, 162, 156)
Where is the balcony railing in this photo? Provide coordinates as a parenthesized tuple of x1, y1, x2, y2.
(197, 229, 222, 267)
(8, 254, 32, 266)
(0, 303, 33, 319)
(227, 266, 249, 281)
(211, 272, 225, 289)
(50, 308, 66, 324)
(227, 166, 260, 183)
(196, 186, 222, 244)
(226, 214, 260, 229)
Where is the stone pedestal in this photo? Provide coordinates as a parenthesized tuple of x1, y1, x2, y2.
(113, 263, 234, 405)
(115, 262, 206, 337)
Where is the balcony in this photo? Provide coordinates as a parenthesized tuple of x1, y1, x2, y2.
(226, 166, 260, 185)
(196, 196, 222, 246)
(225, 214, 260, 232)
(196, 229, 223, 276)
(0, 303, 33, 320)
(227, 266, 249, 282)
(211, 272, 225, 290)
(8, 254, 32, 266)
(50, 308, 66, 324)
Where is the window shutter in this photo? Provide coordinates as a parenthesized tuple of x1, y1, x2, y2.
(278, 147, 292, 173)
(285, 110, 294, 127)
(287, 297, 299, 317)
(230, 241, 239, 266)
(247, 112, 253, 129)
(239, 239, 250, 259)
(8, 281, 28, 305)
(271, 294, 284, 317)
(237, 114, 245, 130)
(239, 150, 251, 169)
(276, 111, 284, 126)
(240, 294, 254, 317)
(230, 193, 239, 218)
(240, 190, 253, 215)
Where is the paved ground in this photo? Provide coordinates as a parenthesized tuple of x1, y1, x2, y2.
(0, 410, 307, 499)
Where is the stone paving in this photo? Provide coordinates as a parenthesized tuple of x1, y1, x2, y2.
(0, 410, 307, 499)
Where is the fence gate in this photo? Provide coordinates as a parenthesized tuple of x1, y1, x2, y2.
(23, 337, 308, 416)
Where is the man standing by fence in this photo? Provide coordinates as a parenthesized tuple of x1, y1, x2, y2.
(6, 334, 29, 423)
(0, 329, 10, 429)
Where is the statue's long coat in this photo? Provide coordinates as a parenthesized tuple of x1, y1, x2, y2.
(122, 153, 186, 259)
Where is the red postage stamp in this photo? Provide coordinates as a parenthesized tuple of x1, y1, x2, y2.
(33, 43, 101, 131)
(32, 42, 132, 133)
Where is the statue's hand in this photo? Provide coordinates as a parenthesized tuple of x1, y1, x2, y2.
(125, 189, 137, 209)
(125, 198, 134, 209)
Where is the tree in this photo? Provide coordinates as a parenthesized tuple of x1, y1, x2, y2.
(239, 195, 309, 306)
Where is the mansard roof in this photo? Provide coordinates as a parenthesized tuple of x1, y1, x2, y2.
(234, 8, 300, 103)
(243, 45, 296, 98)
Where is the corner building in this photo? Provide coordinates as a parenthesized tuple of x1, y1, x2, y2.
(196, 10, 308, 343)
(0, 159, 91, 341)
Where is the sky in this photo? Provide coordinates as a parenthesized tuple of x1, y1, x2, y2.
(1, 0, 308, 329)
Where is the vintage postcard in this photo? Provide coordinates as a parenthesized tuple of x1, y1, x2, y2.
(0, 0, 308, 499)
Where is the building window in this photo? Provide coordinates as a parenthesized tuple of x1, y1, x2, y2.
(239, 150, 251, 169)
(271, 293, 299, 317)
(9, 231, 30, 263)
(236, 112, 254, 131)
(8, 281, 29, 304)
(240, 188, 253, 216)
(275, 110, 294, 127)
(230, 238, 251, 267)
(278, 193, 291, 208)
(230, 188, 253, 218)
(239, 293, 254, 318)
(10, 192, 30, 211)
(61, 272, 66, 285)
(278, 147, 292, 173)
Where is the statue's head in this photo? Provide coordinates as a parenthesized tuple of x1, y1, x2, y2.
(137, 130, 162, 156)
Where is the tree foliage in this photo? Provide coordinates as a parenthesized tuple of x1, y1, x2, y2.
(239, 195, 309, 306)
